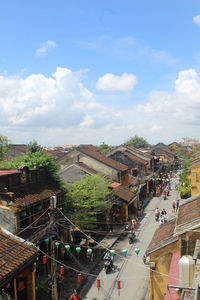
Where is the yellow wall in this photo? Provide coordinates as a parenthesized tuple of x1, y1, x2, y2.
(149, 240, 179, 300)
(191, 163, 200, 196)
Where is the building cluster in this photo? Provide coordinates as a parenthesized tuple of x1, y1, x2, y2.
(0, 142, 178, 299)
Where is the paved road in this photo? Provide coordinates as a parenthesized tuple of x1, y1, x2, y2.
(84, 179, 179, 300)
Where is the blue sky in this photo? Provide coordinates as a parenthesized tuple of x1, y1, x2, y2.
(0, 0, 200, 146)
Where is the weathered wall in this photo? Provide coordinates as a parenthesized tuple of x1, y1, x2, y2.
(59, 165, 87, 183)
(150, 240, 179, 300)
(191, 163, 200, 196)
(0, 206, 17, 233)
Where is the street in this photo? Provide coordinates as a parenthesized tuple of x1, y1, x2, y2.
(84, 178, 179, 300)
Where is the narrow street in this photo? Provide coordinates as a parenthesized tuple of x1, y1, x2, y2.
(83, 178, 179, 300)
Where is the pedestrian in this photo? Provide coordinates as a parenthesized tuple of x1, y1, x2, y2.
(69, 289, 82, 300)
(172, 200, 176, 212)
(176, 199, 179, 211)
(56, 271, 64, 299)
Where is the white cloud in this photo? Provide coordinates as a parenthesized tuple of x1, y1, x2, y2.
(36, 40, 57, 56)
(96, 72, 137, 92)
(1, 67, 200, 146)
(193, 14, 200, 26)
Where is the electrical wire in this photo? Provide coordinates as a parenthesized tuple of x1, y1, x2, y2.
(57, 208, 180, 281)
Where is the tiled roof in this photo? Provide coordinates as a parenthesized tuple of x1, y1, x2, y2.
(114, 185, 135, 203)
(128, 175, 138, 186)
(148, 219, 176, 250)
(78, 147, 128, 171)
(177, 196, 200, 226)
(124, 151, 148, 165)
(0, 169, 18, 175)
(44, 150, 66, 160)
(12, 183, 62, 207)
(109, 182, 121, 188)
(125, 145, 152, 159)
(0, 228, 37, 284)
(190, 158, 200, 167)
(76, 162, 98, 174)
(9, 144, 27, 153)
(79, 144, 101, 152)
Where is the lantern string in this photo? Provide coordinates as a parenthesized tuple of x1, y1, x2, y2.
(57, 208, 180, 281)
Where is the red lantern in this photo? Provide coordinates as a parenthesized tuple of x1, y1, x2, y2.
(97, 279, 101, 288)
(43, 255, 47, 265)
(78, 273, 82, 283)
(18, 281, 24, 291)
(60, 266, 64, 275)
(117, 280, 121, 289)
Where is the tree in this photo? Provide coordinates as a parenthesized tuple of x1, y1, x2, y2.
(124, 135, 148, 149)
(27, 140, 41, 153)
(0, 148, 59, 181)
(0, 134, 10, 161)
(64, 174, 113, 227)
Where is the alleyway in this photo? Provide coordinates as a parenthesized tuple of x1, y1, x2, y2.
(83, 178, 179, 300)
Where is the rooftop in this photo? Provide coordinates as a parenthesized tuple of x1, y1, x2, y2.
(11, 183, 62, 207)
(0, 228, 37, 287)
(78, 146, 128, 172)
(176, 195, 200, 226)
(113, 185, 135, 203)
(125, 151, 148, 165)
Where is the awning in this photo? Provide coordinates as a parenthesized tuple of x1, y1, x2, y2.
(164, 251, 180, 300)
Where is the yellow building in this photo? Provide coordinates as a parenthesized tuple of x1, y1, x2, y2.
(190, 158, 200, 196)
(146, 194, 200, 300)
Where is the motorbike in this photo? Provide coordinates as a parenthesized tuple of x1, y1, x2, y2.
(104, 259, 112, 274)
(128, 231, 135, 244)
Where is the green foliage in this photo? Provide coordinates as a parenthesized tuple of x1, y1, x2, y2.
(124, 135, 148, 149)
(0, 149, 59, 181)
(64, 174, 113, 227)
(178, 165, 191, 198)
(0, 134, 10, 161)
(98, 142, 113, 154)
(27, 139, 41, 153)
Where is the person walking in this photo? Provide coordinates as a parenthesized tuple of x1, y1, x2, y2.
(69, 289, 82, 300)
(176, 199, 179, 212)
(172, 200, 176, 213)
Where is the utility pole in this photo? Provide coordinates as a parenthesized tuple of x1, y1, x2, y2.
(50, 196, 58, 300)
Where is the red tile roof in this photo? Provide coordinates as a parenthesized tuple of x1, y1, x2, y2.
(0, 169, 18, 175)
(114, 185, 135, 203)
(125, 151, 148, 165)
(76, 162, 98, 174)
(128, 175, 138, 186)
(109, 182, 121, 188)
(12, 183, 62, 207)
(165, 251, 180, 300)
(177, 196, 200, 226)
(0, 229, 37, 284)
(148, 219, 176, 250)
(125, 145, 152, 159)
(78, 147, 128, 171)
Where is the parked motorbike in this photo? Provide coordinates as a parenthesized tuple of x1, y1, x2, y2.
(104, 259, 112, 274)
(128, 231, 135, 244)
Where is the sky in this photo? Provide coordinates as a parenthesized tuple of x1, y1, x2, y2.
(0, 0, 200, 146)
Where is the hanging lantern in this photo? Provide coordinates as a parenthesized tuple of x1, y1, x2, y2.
(76, 246, 81, 254)
(110, 249, 115, 257)
(134, 248, 140, 255)
(78, 273, 82, 283)
(18, 281, 24, 291)
(60, 266, 64, 275)
(43, 255, 47, 264)
(117, 280, 121, 289)
(65, 244, 70, 251)
(87, 248, 93, 255)
(122, 249, 128, 257)
(44, 237, 50, 244)
(55, 242, 60, 248)
(97, 279, 101, 288)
